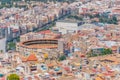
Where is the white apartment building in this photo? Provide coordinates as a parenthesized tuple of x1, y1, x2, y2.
(56, 20, 85, 34)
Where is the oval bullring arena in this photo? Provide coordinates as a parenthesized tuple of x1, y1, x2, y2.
(21, 39, 58, 49)
(16, 39, 64, 56)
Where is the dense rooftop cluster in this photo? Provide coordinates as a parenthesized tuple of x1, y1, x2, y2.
(1, 0, 120, 80)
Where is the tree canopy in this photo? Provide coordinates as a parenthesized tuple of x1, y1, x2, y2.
(59, 55, 66, 61)
(87, 48, 112, 57)
(102, 48, 112, 55)
(7, 74, 20, 80)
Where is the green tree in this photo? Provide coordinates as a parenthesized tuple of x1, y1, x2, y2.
(7, 74, 20, 80)
(59, 55, 66, 61)
(87, 14, 94, 19)
(112, 16, 118, 24)
(7, 42, 16, 50)
(113, 16, 117, 22)
(102, 48, 112, 55)
(106, 48, 112, 54)
(95, 14, 100, 18)
(0, 50, 3, 53)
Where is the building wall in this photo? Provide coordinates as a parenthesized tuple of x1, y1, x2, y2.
(58, 40, 64, 53)
(117, 47, 120, 54)
(0, 38, 6, 53)
(56, 21, 78, 34)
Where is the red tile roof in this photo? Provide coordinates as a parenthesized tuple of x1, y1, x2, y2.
(12, 29, 19, 33)
(21, 56, 27, 62)
(27, 54, 38, 61)
(0, 77, 5, 80)
(111, 46, 117, 51)
(112, 9, 120, 13)
(38, 30, 52, 34)
(64, 66, 70, 71)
